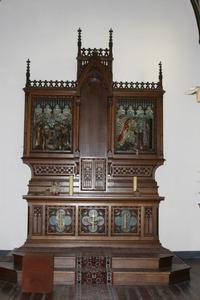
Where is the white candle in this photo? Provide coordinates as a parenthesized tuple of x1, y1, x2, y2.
(69, 175, 73, 195)
(133, 176, 137, 192)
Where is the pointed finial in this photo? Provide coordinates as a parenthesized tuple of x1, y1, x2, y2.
(26, 59, 30, 86)
(78, 28, 82, 51)
(159, 61, 163, 87)
(109, 28, 113, 49)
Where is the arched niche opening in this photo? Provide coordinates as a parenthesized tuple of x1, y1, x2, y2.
(79, 70, 108, 157)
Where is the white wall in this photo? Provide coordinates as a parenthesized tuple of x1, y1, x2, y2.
(0, 0, 199, 251)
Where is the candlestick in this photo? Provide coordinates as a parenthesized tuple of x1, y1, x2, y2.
(133, 176, 137, 192)
(69, 175, 73, 195)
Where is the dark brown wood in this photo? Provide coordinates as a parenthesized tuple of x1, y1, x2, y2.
(2, 247, 188, 286)
(0, 259, 198, 299)
(79, 79, 108, 157)
(22, 254, 53, 293)
(4, 29, 189, 286)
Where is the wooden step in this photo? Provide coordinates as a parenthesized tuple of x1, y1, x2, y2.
(0, 260, 17, 283)
(17, 269, 75, 285)
(169, 260, 191, 284)
(54, 256, 76, 269)
(112, 254, 173, 269)
(0, 247, 191, 286)
(112, 264, 190, 285)
(113, 269, 170, 285)
(12, 249, 173, 270)
(15, 262, 190, 286)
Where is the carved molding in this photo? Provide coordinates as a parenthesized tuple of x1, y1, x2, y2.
(111, 165, 153, 177)
(112, 81, 161, 90)
(81, 48, 110, 57)
(33, 164, 74, 176)
(29, 80, 77, 88)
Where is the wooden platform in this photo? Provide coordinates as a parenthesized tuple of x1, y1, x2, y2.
(0, 259, 198, 300)
(0, 246, 190, 286)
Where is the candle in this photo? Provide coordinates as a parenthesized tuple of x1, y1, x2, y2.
(69, 175, 73, 195)
(133, 176, 137, 192)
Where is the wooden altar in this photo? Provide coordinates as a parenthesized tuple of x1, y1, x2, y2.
(12, 29, 190, 285)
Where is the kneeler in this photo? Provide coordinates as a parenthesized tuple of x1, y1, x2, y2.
(22, 253, 54, 296)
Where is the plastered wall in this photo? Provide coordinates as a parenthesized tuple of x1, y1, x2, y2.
(0, 0, 199, 250)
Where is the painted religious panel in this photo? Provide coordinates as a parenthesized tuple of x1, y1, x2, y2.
(46, 206, 75, 235)
(79, 207, 108, 235)
(111, 207, 141, 235)
(115, 98, 155, 153)
(31, 96, 73, 152)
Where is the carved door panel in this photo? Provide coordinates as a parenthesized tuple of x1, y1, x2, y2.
(81, 158, 106, 191)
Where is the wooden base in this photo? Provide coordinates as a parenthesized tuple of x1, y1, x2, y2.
(0, 245, 190, 286)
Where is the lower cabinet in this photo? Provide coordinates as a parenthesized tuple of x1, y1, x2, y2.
(28, 200, 159, 242)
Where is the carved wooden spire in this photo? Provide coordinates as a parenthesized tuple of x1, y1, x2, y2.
(109, 28, 113, 51)
(78, 28, 82, 53)
(26, 59, 30, 87)
(158, 61, 163, 88)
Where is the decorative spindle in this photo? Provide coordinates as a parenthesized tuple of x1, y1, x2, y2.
(26, 59, 31, 87)
(78, 28, 82, 52)
(159, 61, 163, 88)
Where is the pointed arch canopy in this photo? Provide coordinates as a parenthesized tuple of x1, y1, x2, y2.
(77, 53, 113, 95)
